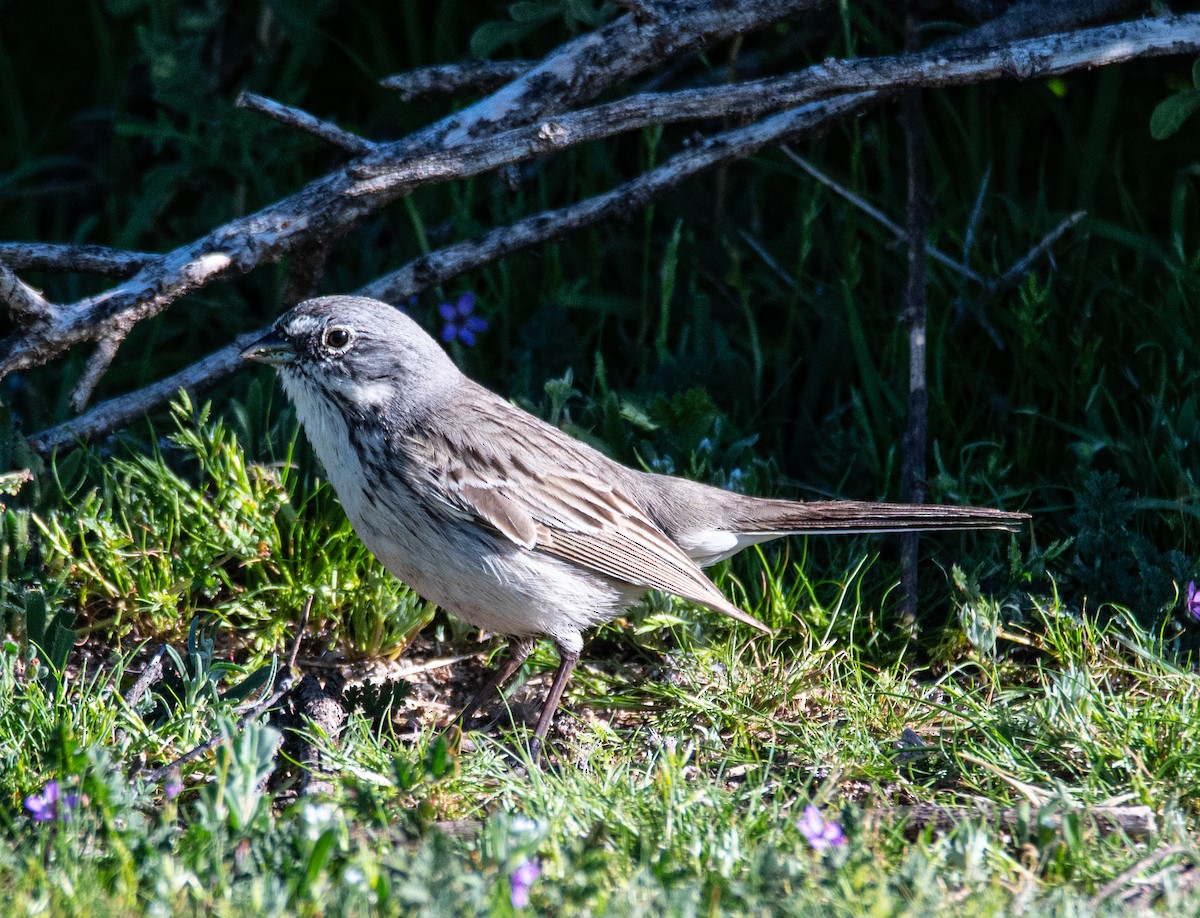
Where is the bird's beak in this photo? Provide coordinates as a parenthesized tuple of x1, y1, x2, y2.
(240, 330, 296, 366)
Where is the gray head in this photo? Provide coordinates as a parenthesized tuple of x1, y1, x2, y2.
(241, 295, 460, 421)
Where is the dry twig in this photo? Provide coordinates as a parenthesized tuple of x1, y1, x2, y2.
(381, 60, 534, 101)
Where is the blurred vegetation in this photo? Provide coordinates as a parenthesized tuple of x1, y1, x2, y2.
(0, 0, 1198, 644)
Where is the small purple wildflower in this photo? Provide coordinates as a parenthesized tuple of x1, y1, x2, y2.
(509, 859, 541, 909)
(1187, 582, 1200, 621)
(164, 774, 183, 801)
(24, 780, 80, 823)
(439, 292, 487, 346)
(798, 804, 845, 851)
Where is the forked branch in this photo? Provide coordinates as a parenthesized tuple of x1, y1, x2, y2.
(4, 5, 1197, 452)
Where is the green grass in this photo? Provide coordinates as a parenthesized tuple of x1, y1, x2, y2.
(1, 406, 1199, 915)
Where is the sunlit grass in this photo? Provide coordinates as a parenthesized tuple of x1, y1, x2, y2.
(3, 409, 1199, 913)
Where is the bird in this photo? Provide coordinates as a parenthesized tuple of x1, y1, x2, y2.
(242, 295, 1029, 761)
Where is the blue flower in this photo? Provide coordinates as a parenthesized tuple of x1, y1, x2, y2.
(24, 780, 80, 823)
(1187, 581, 1200, 621)
(798, 804, 845, 850)
(439, 292, 487, 346)
(509, 858, 541, 909)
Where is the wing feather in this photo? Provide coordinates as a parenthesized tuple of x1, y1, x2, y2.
(403, 411, 770, 635)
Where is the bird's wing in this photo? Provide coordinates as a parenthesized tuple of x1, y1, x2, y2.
(404, 416, 770, 635)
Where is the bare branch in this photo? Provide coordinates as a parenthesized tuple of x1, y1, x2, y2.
(236, 91, 376, 155)
(995, 210, 1087, 288)
(351, 15, 1200, 196)
(360, 94, 868, 301)
(0, 263, 56, 324)
(0, 242, 157, 277)
(380, 60, 534, 101)
(1091, 845, 1192, 907)
(898, 0, 929, 626)
(889, 801, 1157, 838)
(0, 0, 826, 383)
(70, 330, 127, 413)
(28, 332, 262, 454)
(15, 5, 1198, 451)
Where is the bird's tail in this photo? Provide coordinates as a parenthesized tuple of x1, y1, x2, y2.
(731, 499, 1029, 536)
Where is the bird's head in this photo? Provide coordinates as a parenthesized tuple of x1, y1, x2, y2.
(242, 295, 459, 419)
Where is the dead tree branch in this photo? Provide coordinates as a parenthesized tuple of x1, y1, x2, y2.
(28, 333, 262, 454)
(8, 7, 1199, 452)
(349, 15, 1200, 196)
(0, 262, 55, 325)
(889, 801, 1157, 839)
(898, 1, 929, 625)
(236, 91, 376, 155)
(0, 0, 826, 389)
(380, 60, 534, 101)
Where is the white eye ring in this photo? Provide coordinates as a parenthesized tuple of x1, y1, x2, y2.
(323, 326, 353, 350)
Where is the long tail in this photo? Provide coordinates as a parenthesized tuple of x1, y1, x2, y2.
(732, 499, 1029, 535)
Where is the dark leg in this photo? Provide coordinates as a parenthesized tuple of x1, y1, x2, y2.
(455, 636, 536, 728)
(527, 643, 580, 764)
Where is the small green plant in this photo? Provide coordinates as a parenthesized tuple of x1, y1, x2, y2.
(32, 394, 432, 655)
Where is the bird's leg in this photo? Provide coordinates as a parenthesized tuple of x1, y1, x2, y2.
(455, 636, 536, 728)
(527, 642, 580, 764)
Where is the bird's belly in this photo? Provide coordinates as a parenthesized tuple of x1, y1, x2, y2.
(339, 479, 639, 653)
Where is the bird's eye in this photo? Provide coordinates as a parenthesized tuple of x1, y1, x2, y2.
(323, 326, 352, 350)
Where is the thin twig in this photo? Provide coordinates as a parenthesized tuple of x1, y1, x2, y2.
(737, 229, 797, 287)
(121, 646, 167, 710)
(70, 327, 129, 413)
(994, 209, 1087, 288)
(380, 60, 534, 101)
(288, 597, 312, 670)
(780, 147, 985, 283)
(236, 91, 376, 156)
(29, 331, 263, 454)
(296, 653, 474, 676)
(891, 801, 1157, 838)
(142, 596, 313, 784)
(959, 209, 1088, 347)
(143, 672, 298, 783)
(1090, 845, 1191, 906)
(898, 2, 928, 626)
(0, 262, 55, 324)
(962, 164, 992, 266)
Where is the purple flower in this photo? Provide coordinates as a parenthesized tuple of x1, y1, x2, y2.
(1187, 582, 1200, 621)
(439, 292, 487, 346)
(509, 859, 541, 909)
(24, 780, 80, 823)
(164, 774, 183, 801)
(798, 804, 845, 850)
